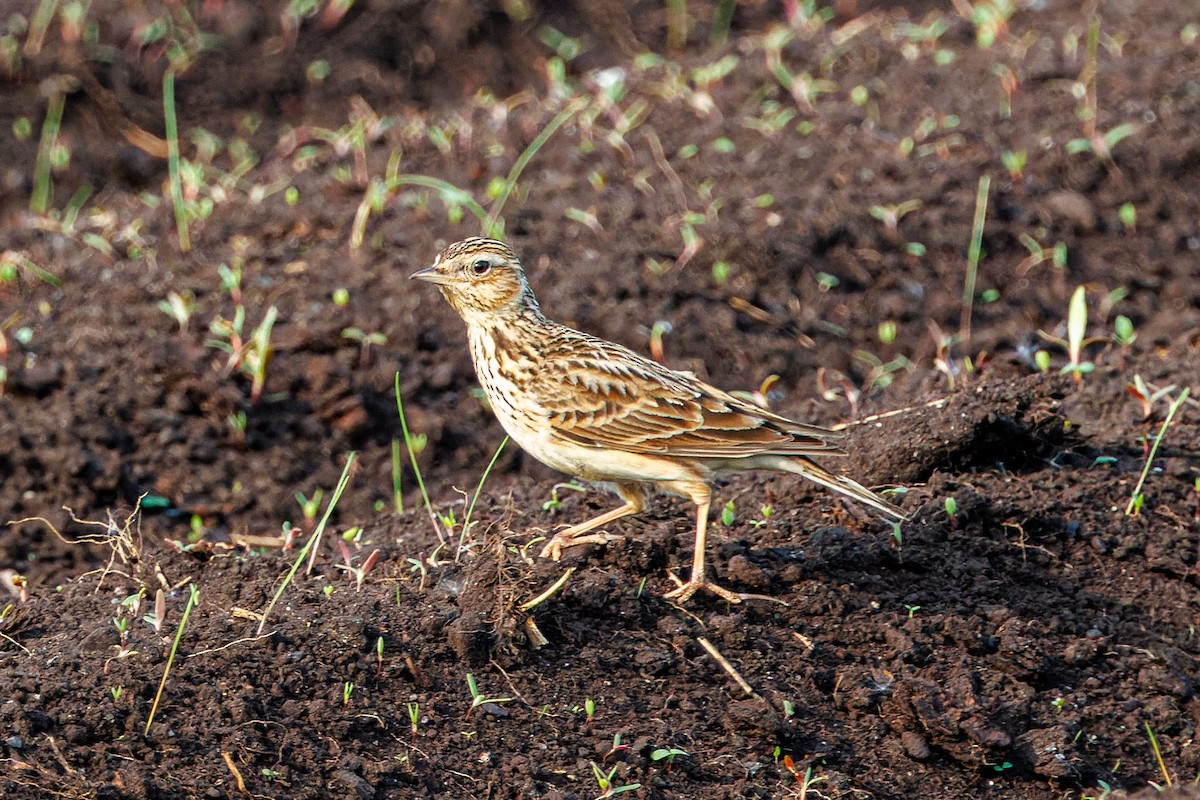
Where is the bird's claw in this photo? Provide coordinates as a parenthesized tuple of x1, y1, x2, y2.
(664, 572, 788, 606)
(538, 532, 614, 561)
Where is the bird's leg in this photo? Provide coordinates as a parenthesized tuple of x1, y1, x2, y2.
(663, 482, 784, 605)
(539, 484, 645, 561)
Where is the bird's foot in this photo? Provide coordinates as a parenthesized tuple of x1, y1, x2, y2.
(538, 531, 614, 562)
(664, 572, 789, 605)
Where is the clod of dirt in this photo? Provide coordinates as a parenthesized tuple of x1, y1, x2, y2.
(859, 372, 1072, 485)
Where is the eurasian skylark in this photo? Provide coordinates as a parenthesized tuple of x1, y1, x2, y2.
(412, 237, 903, 603)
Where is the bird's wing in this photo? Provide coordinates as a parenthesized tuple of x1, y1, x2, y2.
(534, 332, 845, 460)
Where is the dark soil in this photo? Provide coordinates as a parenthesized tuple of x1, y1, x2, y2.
(3, 1, 1200, 798)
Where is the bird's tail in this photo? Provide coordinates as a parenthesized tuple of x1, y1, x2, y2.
(753, 455, 906, 520)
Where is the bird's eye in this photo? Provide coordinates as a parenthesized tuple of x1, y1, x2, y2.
(471, 259, 492, 276)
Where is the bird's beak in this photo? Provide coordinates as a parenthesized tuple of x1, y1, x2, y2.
(410, 266, 453, 285)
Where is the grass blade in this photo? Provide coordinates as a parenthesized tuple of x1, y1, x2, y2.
(395, 373, 444, 544)
(257, 453, 357, 634)
(1125, 388, 1189, 515)
(959, 173, 990, 351)
(484, 96, 588, 238)
(144, 583, 200, 736)
(163, 69, 190, 252)
(30, 87, 65, 214)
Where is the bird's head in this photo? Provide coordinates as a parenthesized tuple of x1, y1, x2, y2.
(410, 237, 538, 323)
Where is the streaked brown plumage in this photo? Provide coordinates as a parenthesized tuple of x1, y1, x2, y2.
(412, 237, 903, 603)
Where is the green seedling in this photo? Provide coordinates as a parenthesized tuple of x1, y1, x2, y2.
(943, 497, 958, 519)
(600, 733, 631, 763)
(543, 481, 587, 512)
(854, 351, 912, 394)
(206, 304, 278, 403)
(0, 251, 60, 287)
(782, 757, 827, 795)
(375, 636, 385, 676)
(584, 698, 596, 725)
(464, 673, 512, 719)
(878, 320, 897, 345)
(157, 291, 196, 333)
(112, 616, 130, 648)
(295, 490, 323, 531)
(407, 702, 420, 737)
(720, 500, 736, 526)
(1001, 149, 1026, 183)
(1112, 315, 1136, 348)
(334, 543, 382, 592)
(651, 748, 689, 768)
(342, 327, 388, 366)
(749, 505, 773, 529)
(110, 685, 123, 702)
(965, 0, 1016, 47)
(1016, 234, 1067, 276)
(590, 761, 641, 798)
(905, 604, 921, 618)
(868, 199, 922, 234)
(1066, 123, 1137, 163)
(1038, 286, 1100, 381)
(648, 320, 671, 363)
(342, 681, 355, 706)
(1118, 202, 1136, 233)
(217, 262, 243, 304)
(992, 64, 1018, 117)
(244, 305, 277, 403)
(1125, 387, 1190, 516)
(407, 556, 429, 590)
(1081, 781, 1114, 800)
(538, 25, 587, 61)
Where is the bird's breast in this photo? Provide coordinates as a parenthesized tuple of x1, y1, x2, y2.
(468, 326, 549, 446)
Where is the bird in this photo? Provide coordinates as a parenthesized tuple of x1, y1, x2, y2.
(411, 237, 903, 603)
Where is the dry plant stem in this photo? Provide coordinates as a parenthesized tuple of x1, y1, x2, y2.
(1125, 387, 1189, 515)
(517, 566, 576, 612)
(145, 583, 200, 736)
(697, 636, 755, 696)
(257, 453, 356, 635)
(222, 751, 248, 794)
(1145, 722, 1172, 787)
(959, 174, 991, 351)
